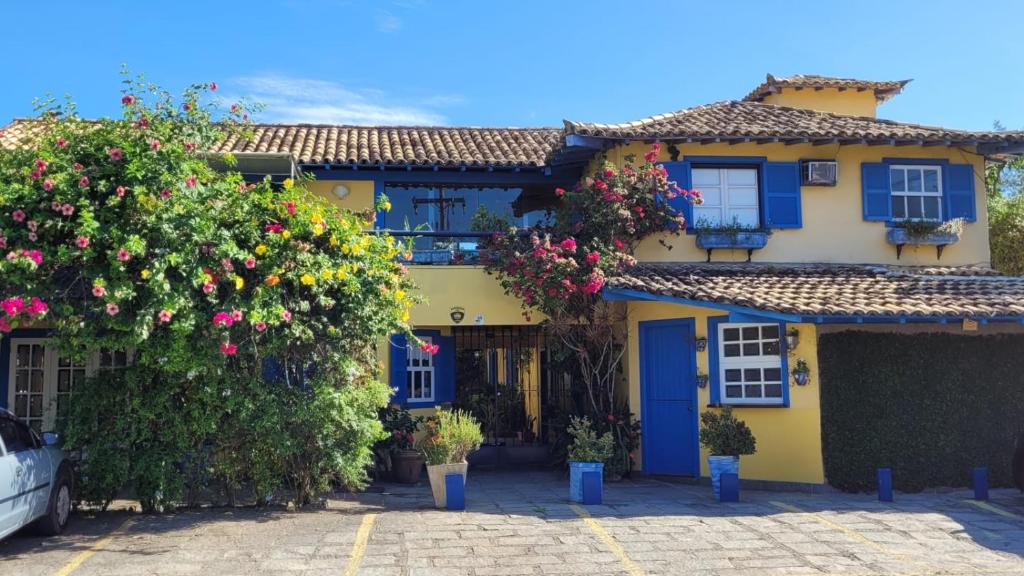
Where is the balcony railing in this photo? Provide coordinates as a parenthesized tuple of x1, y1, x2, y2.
(367, 230, 515, 265)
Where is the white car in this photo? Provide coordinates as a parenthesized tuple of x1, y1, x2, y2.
(0, 409, 73, 539)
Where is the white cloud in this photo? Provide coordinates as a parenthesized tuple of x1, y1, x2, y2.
(375, 11, 403, 32)
(228, 74, 455, 126)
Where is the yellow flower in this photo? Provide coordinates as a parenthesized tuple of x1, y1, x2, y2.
(329, 234, 338, 247)
(313, 222, 325, 236)
(283, 178, 294, 190)
(140, 269, 151, 280)
(341, 244, 351, 255)
(281, 230, 291, 240)
(401, 310, 410, 322)
(310, 213, 324, 225)
(395, 289, 406, 301)
(321, 269, 334, 280)
(382, 201, 392, 212)
(336, 267, 347, 280)
(255, 244, 268, 256)
(234, 275, 245, 290)
(300, 273, 315, 286)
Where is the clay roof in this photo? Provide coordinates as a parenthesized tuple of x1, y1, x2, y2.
(608, 262, 1024, 319)
(562, 101, 1024, 150)
(743, 74, 911, 103)
(0, 119, 564, 168)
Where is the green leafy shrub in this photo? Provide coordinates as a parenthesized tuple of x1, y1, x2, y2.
(566, 416, 614, 463)
(819, 331, 1024, 492)
(417, 409, 483, 465)
(698, 406, 756, 456)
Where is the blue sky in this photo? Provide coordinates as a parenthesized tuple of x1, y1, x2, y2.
(2, 0, 1022, 130)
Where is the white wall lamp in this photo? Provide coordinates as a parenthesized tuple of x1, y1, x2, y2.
(333, 184, 350, 200)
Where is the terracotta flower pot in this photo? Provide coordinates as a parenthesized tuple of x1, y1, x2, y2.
(426, 462, 468, 508)
(392, 449, 424, 484)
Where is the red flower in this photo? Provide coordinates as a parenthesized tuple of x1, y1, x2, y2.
(219, 342, 237, 356)
(212, 312, 234, 327)
(586, 251, 600, 265)
(559, 238, 577, 252)
(183, 102, 193, 112)
(554, 187, 566, 197)
(265, 223, 283, 234)
(209, 82, 218, 91)
(281, 201, 296, 216)
(604, 168, 615, 178)
(121, 94, 136, 106)
(612, 238, 625, 251)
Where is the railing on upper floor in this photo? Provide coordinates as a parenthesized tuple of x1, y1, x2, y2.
(366, 230, 522, 265)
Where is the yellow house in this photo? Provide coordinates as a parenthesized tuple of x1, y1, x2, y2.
(5, 74, 1024, 489)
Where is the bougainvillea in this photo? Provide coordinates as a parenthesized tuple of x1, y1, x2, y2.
(0, 72, 417, 509)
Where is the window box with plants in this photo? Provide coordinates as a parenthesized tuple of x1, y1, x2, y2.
(694, 218, 770, 262)
(698, 406, 757, 500)
(417, 408, 484, 508)
(885, 218, 963, 259)
(566, 416, 615, 503)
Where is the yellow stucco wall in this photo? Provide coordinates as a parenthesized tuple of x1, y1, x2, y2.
(597, 142, 990, 267)
(307, 179, 375, 213)
(626, 301, 825, 484)
(761, 87, 880, 117)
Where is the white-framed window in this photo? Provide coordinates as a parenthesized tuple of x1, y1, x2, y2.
(7, 340, 132, 432)
(890, 165, 942, 221)
(718, 323, 784, 405)
(692, 167, 760, 228)
(406, 338, 435, 402)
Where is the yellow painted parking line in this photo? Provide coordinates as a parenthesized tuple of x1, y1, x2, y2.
(964, 499, 1024, 521)
(569, 504, 645, 576)
(54, 517, 134, 576)
(342, 512, 377, 576)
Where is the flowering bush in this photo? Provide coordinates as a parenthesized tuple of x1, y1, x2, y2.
(0, 73, 416, 509)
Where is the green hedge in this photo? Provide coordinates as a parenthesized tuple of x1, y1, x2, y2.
(819, 331, 1024, 492)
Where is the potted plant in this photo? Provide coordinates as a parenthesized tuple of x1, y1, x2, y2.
(695, 370, 709, 389)
(886, 218, 964, 259)
(694, 217, 769, 262)
(377, 404, 425, 484)
(566, 416, 614, 503)
(698, 406, 756, 499)
(418, 408, 484, 508)
(791, 358, 810, 386)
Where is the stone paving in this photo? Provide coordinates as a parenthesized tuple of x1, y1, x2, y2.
(2, 471, 1024, 575)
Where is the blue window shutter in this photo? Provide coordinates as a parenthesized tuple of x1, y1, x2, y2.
(763, 162, 802, 228)
(706, 316, 727, 405)
(661, 161, 693, 228)
(435, 334, 456, 404)
(389, 334, 408, 404)
(861, 162, 892, 221)
(945, 164, 976, 222)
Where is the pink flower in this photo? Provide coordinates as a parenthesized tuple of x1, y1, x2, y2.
(28, 232, 37, 242)
(281, 201, 296, 216)
(116, 186, 126, 197)
(594, 180, 608, 191)
(559, 238, 577, 252)
(219, 342, 237, 356)
(92, 285, 106, 297)
(184, 142, 195, 152)
(1, 297, 24, 316)
(586, 251, 600, 265)
(27, 220, 37, 232)
(121, 94, 136, 106)
(108, 147, 123, 161)
(612, 238, 626, 251)
(158, 310, 173, 323)
(202, 281, 216, 294)
(604, 168, 615, 178)
(0, 317, 10, 333)
(254, 321, 267, 332)
(51, 201, 61, 211)
(56, 138, 67, 148)
(231, 309, 244, 322)
(43, 179, 53, 191)
(61, 204, 74, 216)
(25, 298, 47, 316)
(135, 117, 149, 129)
(78, 176, 90, 187)
(554, 187, 566, 197)
(183, 102, 193, 112)
(209, 82, 218, 91)
(281, 310, 292, 322)
(244, 257, 256, 269)
(117, 248, 131, 262)
(76, 236, 90, 249)
(633, 206, 645, 218)
(185, 175, 197, 188)
(12, 209, 25, 222)
(25, 249, 42, 264)
(160, 188, 172, 199)
(72, 163, 83, 171)
(212, 312, 234, 327)
(581, 277, 605, 294)
(0, 237, 6, 249)
(418, 342, 440, 355)
(35, 159, 48, 172)
(230, 103, 240, 113)
(265, 223, 283, 234)
(150, 140, 161, 152)
(106, 303, 119, 316)
(238, 182, 247, 193)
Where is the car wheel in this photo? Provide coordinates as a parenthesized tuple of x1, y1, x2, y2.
(37, 470, 72, 536)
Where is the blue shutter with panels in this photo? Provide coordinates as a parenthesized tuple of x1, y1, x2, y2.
(661, 161, 693, 229)
(434, 334, 456, 404)
(945, 164, 976, 222)
(861, 162, 892, 221)
(389, 334, 408, 404)
(763, 162, 802, 228)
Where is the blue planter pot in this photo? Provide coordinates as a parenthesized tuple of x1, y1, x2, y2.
(707, 455, 739, 500)
(569, 462, 603, 503)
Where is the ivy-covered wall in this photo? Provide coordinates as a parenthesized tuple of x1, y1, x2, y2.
(819, 330, 1024, 492)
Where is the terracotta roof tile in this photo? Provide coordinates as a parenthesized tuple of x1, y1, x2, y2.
(0, 119, 564, 168)
(743, 74, 911, 103)
(608, 263, 1024, 318)
(563, 100, 1024, 148)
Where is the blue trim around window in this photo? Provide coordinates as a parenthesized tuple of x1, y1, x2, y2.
(706, 316, 789, 408)
(879, 158, 951, 227)
(0, 328, 53, 410)
(681, 156, 768, 234)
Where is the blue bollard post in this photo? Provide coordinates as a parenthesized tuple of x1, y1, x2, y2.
(582, 470, 603, 505)
(973, 467, 989, 501)
(878, 468, 893, 502)
(445, 473, 465, 511)
(719, 472, 739, 502)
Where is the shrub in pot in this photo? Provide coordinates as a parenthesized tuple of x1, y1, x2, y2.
(566, 416, 614, 503)
(698, 406, 756, 499)
(417, 409, 483, 508)
(375, 404, 424, 483)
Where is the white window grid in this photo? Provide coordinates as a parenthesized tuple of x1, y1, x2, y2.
(890, 165, 942, 222)
(406, 337, 435, 402)
(718, 323, 784, 405)
(692, 167, 760, 228)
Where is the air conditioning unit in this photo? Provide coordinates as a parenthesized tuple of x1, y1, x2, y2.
(801, 160, 838, 186)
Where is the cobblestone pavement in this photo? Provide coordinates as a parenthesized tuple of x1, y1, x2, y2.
(3, 471, 1024, 575)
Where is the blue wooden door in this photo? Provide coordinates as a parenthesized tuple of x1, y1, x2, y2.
(639, 319, 698, 476)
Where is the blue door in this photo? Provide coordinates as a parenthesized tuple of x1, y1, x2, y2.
(639, 319, 698, 476)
